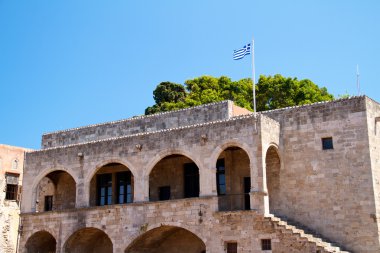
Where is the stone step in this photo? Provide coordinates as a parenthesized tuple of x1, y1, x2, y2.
(264, 214, 350, 253)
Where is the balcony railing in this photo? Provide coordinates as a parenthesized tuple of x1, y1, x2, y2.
(218, 193, 250, 211)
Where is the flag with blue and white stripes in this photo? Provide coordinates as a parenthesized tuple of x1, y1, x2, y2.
(233, 43, 251, 60)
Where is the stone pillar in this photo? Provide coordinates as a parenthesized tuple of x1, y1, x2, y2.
(250, 151, 269, 216)
(199, 164, 217, 197)
(133, 175, 149, 202)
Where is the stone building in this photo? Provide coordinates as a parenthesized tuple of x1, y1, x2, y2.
(18, 96, 380, 253)
(0, 144, 29, 253)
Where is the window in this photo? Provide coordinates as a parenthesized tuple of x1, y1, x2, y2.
(116, 172, 132, 204)
(5, 173, 19, 200)
(184, 163, 199, 198)
(226, 242, 237, 253)
(45, 196, 53, 211)
(322, 137, 333, 150)
(261, 239, 272, 250)
(6, 184, 18, 200)
(159, 186, 171, 200)
(97, 173, 112, 206)
(216, 159, 226, 195)
(12, 159, 18, 170)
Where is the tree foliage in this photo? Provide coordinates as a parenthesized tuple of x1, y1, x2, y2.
(145, 74, 334, 115)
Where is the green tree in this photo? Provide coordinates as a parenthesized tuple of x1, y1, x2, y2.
(256, 75, 334, 111)
(145, 74, 334, 115)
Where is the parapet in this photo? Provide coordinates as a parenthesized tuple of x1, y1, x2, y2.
(41, 100, 252, 149)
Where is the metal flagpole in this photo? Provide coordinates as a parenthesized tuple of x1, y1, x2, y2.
(356, 64, 360, 95)
(252, 38, 256, 113)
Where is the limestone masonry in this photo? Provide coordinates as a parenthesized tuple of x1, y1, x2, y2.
(19, 96, 380, 253)
(0, 145, 30, 253)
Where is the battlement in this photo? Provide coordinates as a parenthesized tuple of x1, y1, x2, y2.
(41, 100, 251, 149)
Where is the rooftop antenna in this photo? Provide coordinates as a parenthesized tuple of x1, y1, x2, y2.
(356, 64, 360, 95)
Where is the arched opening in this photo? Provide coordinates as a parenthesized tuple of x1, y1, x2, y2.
(216, 146, 251, 211)
(90, 163, 134, 206)
(25, 231, 56, 253)
(149, 155, 199, 201)
(64, 227, 112, 253)
(266, 146, 281, 214)
(36, 170, 76, 212)
(125, 226, 205, 253)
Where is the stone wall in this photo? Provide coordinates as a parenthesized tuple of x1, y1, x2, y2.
(262, 96, 380, 252)
(0, 145, 29, 253)
(41, 101, 248, 149)
(19, 197, 332, 253)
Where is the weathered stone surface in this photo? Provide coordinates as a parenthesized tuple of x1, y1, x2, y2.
(18, 96, 380, 253)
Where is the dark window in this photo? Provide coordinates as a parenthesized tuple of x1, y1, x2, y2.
(45, 195, 53, 211)
(159, 186, 171, 200)
(216, 159, 226, 195)
(244, 177, 251, 210)
(184, 163, 199, 198)
(226, 242, 237, 253)
(5, 184, 18, 200)
(116, 171, 132, 204)
(261, 239, 272, 250)
(97, 173, 112, 206)
(322, 137, 333, 150)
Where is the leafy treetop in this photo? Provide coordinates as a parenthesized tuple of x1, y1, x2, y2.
(145, 74, 334, 115)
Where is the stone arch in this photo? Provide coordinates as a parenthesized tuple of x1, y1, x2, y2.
(33, 169, 77, 212)
(210, 140, 254, 169)
(144, 148, 202, 178)
(214, 142, 252, 211)
(85, 158, 138, 186)
(265, 144, 281, 214)
(89, 160, 135, 206)
(148, 151, 201, 201)
(125, 225, 205, 253)
(25, 230, 56, 253)
(63, 227, 113, 253)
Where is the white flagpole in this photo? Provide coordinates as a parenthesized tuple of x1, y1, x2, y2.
(252, 38, 256, 113)
(356, 64, 360, 95)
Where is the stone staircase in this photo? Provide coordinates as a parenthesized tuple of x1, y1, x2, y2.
(265, 214, 350, 253)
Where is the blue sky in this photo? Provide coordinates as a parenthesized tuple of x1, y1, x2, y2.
(1, 1, 379, 149)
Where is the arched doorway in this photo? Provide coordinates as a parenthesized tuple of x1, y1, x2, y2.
(25, 231, 56, 253)
(90, 163, 134, 206)
(36, 170, 76, 212)
(266, 146, 281, 214)
(125, 226, 205, 253)
(216, 146, 251, 211)
(149, 155, 199, 201)
(64, 227, 113, 253)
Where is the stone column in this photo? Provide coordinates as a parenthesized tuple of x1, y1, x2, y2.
(199, 164, 217, 197)
(133, 175, 149, 202)
(250, 150, 269, 216)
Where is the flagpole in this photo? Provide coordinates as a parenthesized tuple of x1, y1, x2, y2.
(252, 38, 256, 113)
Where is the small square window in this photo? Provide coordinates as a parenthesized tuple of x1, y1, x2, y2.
(261, 239, 272, 250)
(322, 137, 333, 150)
(159, 186, 171, 201)
(45, 195, 53, 211)
(5, 184, 18, 200)
(226, 242, 237, 253)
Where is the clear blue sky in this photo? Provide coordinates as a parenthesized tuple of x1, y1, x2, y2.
(1, 1, 379, 149)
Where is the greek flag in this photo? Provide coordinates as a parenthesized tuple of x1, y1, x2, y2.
(233, 43, 251, 60)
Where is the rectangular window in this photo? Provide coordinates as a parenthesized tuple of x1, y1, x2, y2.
(5, 173, 19, 201)
(159, 186, 171, 201)
(5, 184, 18, 200)
(226, 242, 237, 253)
(184, 163, 199, 198)
(261, 239, 272, 250)
(45, 195, 53, 211)
(97, 173, 112, 206)
(217, 159, 226, 195)
(116, 171, 132, 204)
(322, 137, 333, 150)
